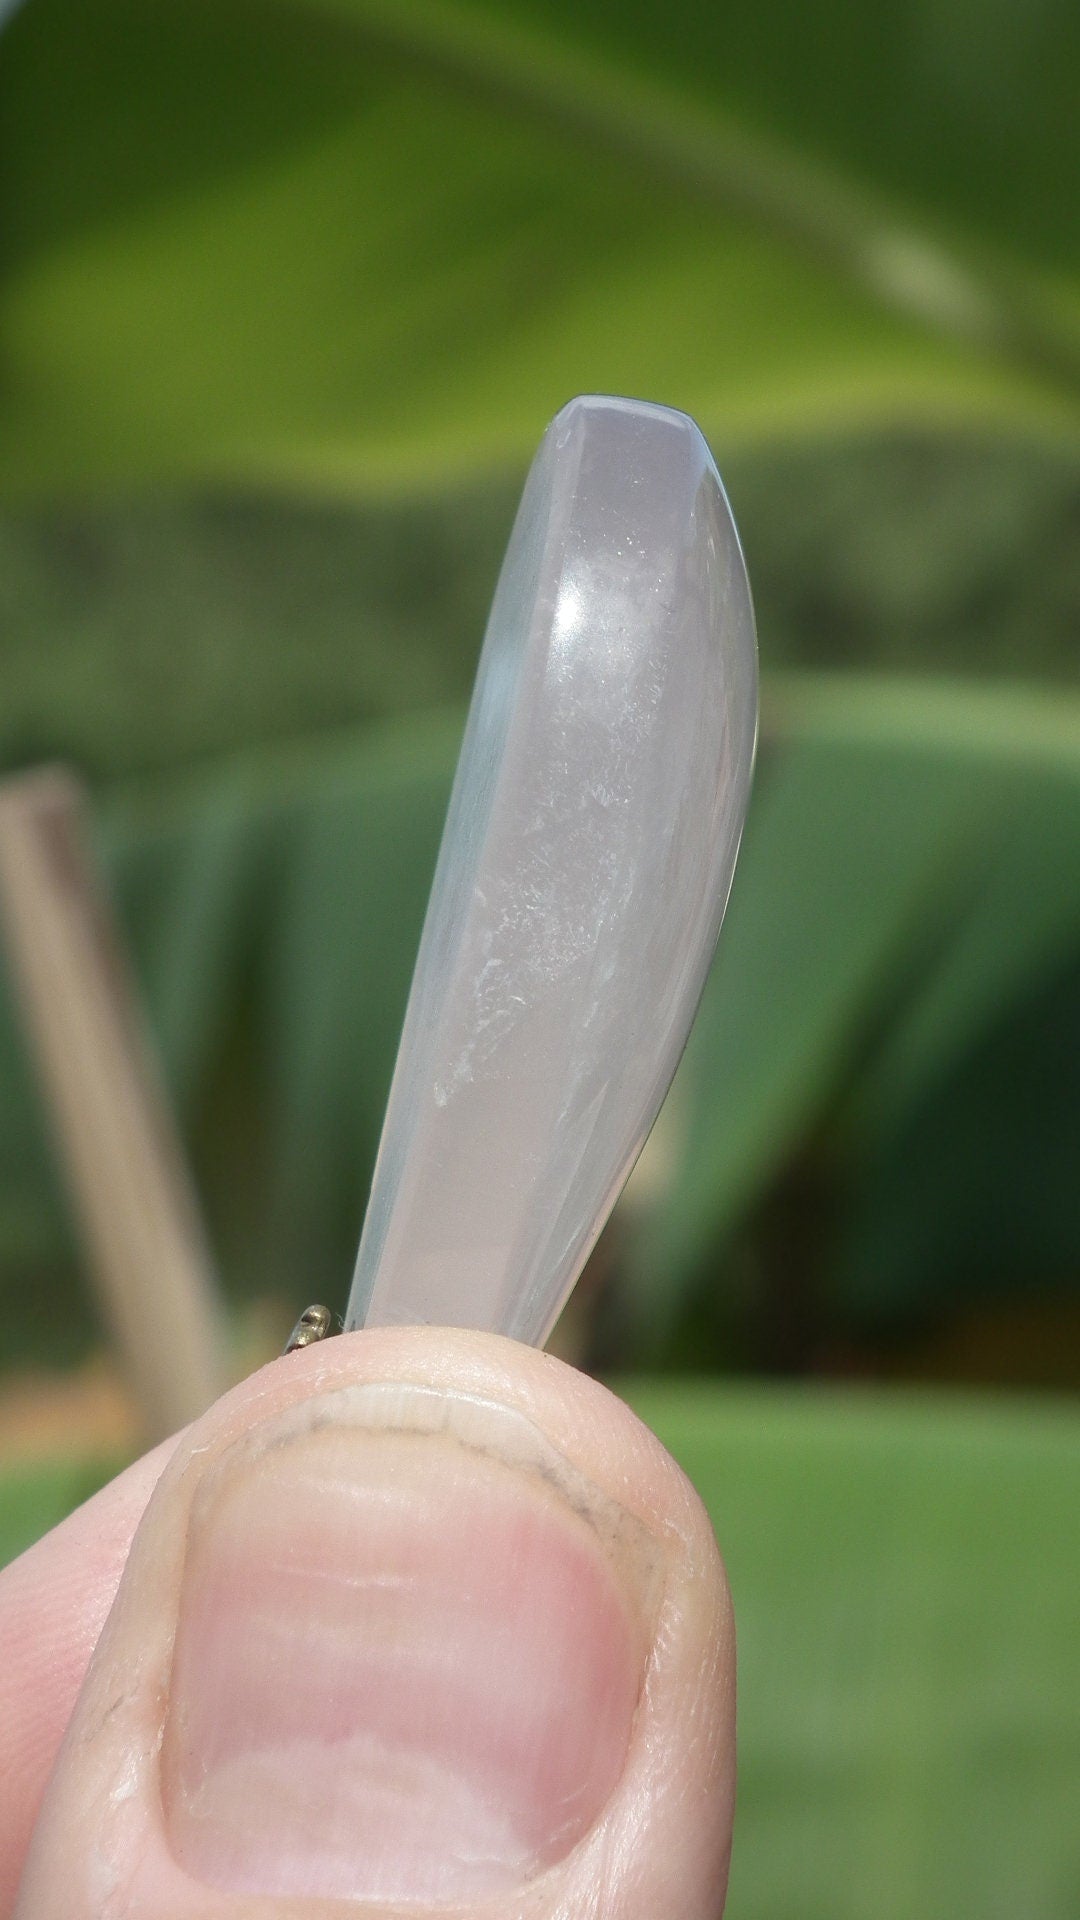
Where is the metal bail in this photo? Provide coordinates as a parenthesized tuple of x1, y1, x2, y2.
(284, 1303, 335, 1354)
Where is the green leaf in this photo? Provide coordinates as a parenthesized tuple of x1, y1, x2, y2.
(1, 675, 1077, 1364)
(110, 716, 462, 1302)
(4, 1388, 1078, 1920)
(324, 0, 1079, 283)
(1, 0, 1077, 500)
(623, 677, 1080, 1337)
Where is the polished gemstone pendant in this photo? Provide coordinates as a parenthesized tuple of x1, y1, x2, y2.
(344, 395, 757, 1345)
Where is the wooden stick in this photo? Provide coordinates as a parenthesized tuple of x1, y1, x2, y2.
(0, 769, 226, 1440)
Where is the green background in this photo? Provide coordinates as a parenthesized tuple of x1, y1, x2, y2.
(1, 0, 1078, 1912)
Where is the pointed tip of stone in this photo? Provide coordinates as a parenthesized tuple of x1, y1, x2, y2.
(546, 393, 717, 487)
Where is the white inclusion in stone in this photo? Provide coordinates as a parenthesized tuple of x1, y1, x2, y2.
(346, 394, 758, 1346)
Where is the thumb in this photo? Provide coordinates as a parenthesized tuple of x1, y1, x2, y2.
(16, 1328, 735, 1918)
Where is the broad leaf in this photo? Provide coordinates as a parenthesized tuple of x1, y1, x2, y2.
(1, 0, 1077, 500)
(626, 676, 1080, 1341)
(1, 677, 1076, 1362)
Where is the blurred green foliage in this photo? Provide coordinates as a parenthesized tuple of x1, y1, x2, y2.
(0, 437, 1077, 786)
(2, 0, 1078, 496)
(0, 0, 1077, 1375)
(0, 676, 1077, 1376)
(1, 4, 1078, 1913)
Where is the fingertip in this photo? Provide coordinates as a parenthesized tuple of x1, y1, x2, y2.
(0, 1435, 178, 1914)
(15, 1330, 735, 1919)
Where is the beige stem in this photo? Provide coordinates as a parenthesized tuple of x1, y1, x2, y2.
(0, 768, 226, 1440)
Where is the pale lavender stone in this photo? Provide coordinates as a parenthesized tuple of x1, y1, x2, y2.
(345, 395, 758, 1344)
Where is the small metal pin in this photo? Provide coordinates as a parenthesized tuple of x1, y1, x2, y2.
(284, 1303, 335, 1354)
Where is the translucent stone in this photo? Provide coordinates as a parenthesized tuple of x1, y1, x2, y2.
(345, 395, 757, 1344)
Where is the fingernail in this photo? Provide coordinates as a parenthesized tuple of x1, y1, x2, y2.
(161, 1383, 661, 1904)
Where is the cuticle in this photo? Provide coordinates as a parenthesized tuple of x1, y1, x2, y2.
(191, 1379, 669, 1623)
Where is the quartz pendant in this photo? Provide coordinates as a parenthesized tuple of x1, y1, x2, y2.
(345, 395, 758, 1344)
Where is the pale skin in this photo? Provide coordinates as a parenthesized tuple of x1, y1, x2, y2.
(0, 1327, 736, 1918)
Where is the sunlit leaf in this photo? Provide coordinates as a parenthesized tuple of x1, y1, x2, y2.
(1, 0, 1077, 500)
